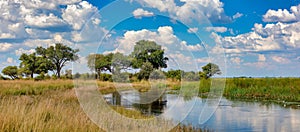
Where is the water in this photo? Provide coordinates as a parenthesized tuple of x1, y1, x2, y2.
(103, 90, 300, 131)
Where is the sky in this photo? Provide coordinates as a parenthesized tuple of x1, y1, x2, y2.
(1, 0, 300, 77)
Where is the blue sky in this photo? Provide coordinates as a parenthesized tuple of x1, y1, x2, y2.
(1, 0, 300, 77)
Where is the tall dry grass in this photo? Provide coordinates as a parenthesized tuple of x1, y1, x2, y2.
(0, 80, 206, 132)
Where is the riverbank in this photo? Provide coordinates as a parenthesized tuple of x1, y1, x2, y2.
(0, 80, 207, 131)
(1, 78, 299, 101)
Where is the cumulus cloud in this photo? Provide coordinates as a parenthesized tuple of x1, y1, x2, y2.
(15, 48, 35, 56)
(130, 0, 232, 23)
(263, 4, 300, 22)
(24, 13, 67, 28)
(233, 12, 243, 19)
(113, 26, 202, 55)
(187, 27, 199, 33)
(206, 26, 228, 33)
(133, 8, 154, 18)
(6, 57, 14, 64)
(258, 54, 266, 62)
(211, 21, 300, 55)
(62, 1, 98, 30)
(0, 43, 13, 52)
(180, 41, 203, 51)
(230, 57, 243, 65)
(271, 56, 291, 64)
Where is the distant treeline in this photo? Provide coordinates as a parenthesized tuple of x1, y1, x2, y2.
(1, 40, 221, 81)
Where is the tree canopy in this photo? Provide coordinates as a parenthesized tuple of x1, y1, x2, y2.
(19, 53, 52, 78)
(202, 63, 222, 79)
(2, 66, 18, 80)
(131, 40, 168, 69)
(87, 53, 112, 79)
(36, 43, 79, 78)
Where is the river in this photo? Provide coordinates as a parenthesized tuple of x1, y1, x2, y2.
(103, 90, 300, 131)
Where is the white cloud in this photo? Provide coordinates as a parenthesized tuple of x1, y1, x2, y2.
(133, 8, 154, 18)
(211, 21, 300, 55)
(187, 27, 198, 33)
(6, 57, 15, 64)
(271, 56, 291, 64)
(62, 1, 98, 30)
(15, 48, 35, 56)
(244, 62, 269, 69)
(197, 57, 211, 64)
(0, 33, 15, 39)
(180, 41, 203, 51)
(258, 54, 266, 62)
(0, 43, 13, 52)
(24, 13, 67, 28)
(230, 57, 242, 65)
(113, 26, 201, 55)
(263, 4, 300, 22)
(131, 0, 231, 23)
(233, 12, 244, 19)
(206, 26, 228, 33)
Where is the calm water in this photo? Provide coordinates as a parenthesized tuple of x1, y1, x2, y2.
(104, 90, 300, 131)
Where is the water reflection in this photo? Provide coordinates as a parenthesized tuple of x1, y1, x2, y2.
(103, 91, 300, 131)
(105, 91, 168, 116)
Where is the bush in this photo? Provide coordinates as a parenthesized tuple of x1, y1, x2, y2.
(100, 73, 112, 82)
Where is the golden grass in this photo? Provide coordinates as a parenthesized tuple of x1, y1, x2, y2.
(0, 80, 206, 132)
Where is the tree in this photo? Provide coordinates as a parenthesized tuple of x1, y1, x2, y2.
(131, 40, 168, 69)
(137, 62, 154, 80)
(202, 63, 221, 79)
(36, 43, 79, 79)
(87, 53, 112, 79)
(19, 53, 52, 78)
(2, 66, 19, 80)
(166, 69, 183, 81)
(111, 52, 132, 73)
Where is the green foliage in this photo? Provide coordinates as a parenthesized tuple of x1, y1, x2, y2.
(182, 71, 200, 81)
(138, 62, 154, 80)
(131, 40, 168, 69)
(112, 52, 132, 72)
(202, 63, 221, 79)
(36, 43, 79, 78)
(149, 70, 165, 80)
(0, 75, 9, 80)
(87, 53, 112, 79)
(113, 71, 130, 82)
(74, 72, 81, 79)
(2, 66, 19, 80)
(165, 69, 182, 81)
(64, 70, 72, 79)
(224, 78, 300, 101)
(99, 73, 112, 82)
(19, 53, 52, 78)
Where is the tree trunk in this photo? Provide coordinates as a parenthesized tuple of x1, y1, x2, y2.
(31, 71, 34, 78)
(57, 67, 61, 79)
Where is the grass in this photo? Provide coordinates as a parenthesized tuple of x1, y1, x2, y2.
(169, 78, 300, 102)
(223, 78, 300, 102)
(0, 78, 299, 131)
(0, 80, 207, 132)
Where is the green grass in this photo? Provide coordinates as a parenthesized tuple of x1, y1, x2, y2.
(166, 78, 300, 102)
(224, 78, 300, 102)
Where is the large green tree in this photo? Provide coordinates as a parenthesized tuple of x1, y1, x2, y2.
(87, 53, 112, 79)
(36, 43, 79, 78)
(19, 53, 52, 78)
(202, 63, 221, 79)
(87, 52, 132, 80)
(131, 40, 168, 69)
(112, 52, 132, 72)
(2, 66, 18, 80)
